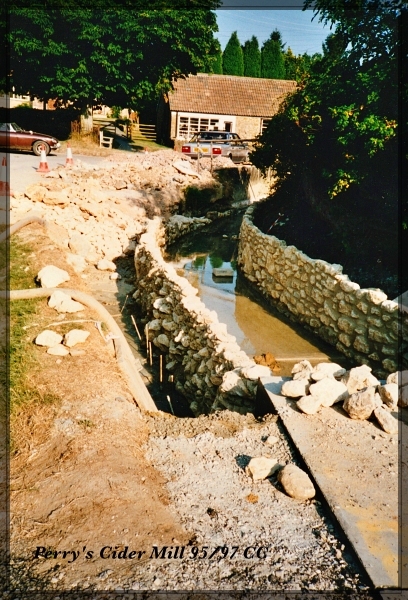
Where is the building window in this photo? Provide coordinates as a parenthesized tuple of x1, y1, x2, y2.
(177, 115, 220, 139)
(261, 118, 271, 134)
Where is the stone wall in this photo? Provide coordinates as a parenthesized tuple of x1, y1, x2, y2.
(134, 218, 271, 415)
(238, 205, 406, 378)
(235, 116, 262, 140)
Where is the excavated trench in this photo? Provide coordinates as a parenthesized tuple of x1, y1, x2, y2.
(97, 206, 351, 418)
(164, 210, 349, 377)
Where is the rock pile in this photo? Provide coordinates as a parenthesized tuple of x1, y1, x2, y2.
(134, 218, 271, 414)
(281, 360, 404, 434)
(10, 149, 226, 266)
(35, 327, 90, 357)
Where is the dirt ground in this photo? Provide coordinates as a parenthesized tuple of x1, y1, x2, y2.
(9, 224, 190, 590)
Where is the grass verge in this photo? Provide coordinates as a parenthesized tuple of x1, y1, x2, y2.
(9, 237, 59, 436)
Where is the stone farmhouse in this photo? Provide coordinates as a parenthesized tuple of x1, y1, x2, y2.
(157, 73, 297, 144)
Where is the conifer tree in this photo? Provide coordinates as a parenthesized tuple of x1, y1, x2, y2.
(222, 31, 244, 76)
(243, 36, 261, 77)
(261, 31, 286, 79)
(211, 40, 223, 74)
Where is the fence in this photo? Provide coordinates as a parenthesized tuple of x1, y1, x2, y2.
(130, 123, 156, 142)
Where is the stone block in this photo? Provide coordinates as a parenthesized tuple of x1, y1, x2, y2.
(343, 386, 377, 420)
(353, 335, 370, 354)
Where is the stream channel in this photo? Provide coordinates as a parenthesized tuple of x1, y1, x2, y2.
(165, 209, 348, 378)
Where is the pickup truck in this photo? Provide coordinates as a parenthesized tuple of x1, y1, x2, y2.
(181, 131, 249, 163)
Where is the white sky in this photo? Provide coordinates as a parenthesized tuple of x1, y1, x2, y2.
(215, 9, 333, 56)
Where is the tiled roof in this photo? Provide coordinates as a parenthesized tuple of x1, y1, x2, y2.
(168, 74, 297, 117)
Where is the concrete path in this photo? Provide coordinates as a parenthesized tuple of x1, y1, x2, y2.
(259, 375, 401, 590)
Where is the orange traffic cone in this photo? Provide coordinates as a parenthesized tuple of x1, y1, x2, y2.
(37, 145, 50, 173)
(0, 155, 13, 197)
(65, 142, 74, 167)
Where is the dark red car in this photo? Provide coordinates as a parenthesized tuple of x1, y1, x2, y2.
(0, 122, 60, 155)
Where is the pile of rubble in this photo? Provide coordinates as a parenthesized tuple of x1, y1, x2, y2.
(10, 149, 231, 266)
(280, 361, 406, 434)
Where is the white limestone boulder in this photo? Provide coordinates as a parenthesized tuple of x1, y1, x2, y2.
(297, 395, 323, 415)
(341, 365, 380, 394)
(264, 435, 279, 447)
(245, 457, 280, 481)
(278, 464, 315, 500)
(281, 379, 310, 398)
(374, 406, 398, 434)
(63, 329, 90, 347)
(37, 265, 70, 288)
(343, 386, 377, 420)
(35, 330, 63, 347)
(291, 360, 314, 381)
(47, 345, 70, 356)
(241, 364, 271, 380)
(48, 290, 85, 314)
(97, 258, 117, 272)
(311, 362, 346, 381)
(65, 253, 87, 274)
(378, 383, 398, 410)
(309, 378, 349, 407)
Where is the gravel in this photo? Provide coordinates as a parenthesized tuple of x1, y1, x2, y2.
(6, 411, 375, 596)
(42, 410, 370, 595)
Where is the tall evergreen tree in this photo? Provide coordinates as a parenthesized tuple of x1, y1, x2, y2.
(261, 32, 286, 79)
(270, 28, 285, 51)
(222, 31, 244, 76)
(210, 39, 223, 74)
(243, 36, 261, 77)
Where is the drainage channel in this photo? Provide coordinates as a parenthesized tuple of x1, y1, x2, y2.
(164, 209, 349, 377)
(86, 209, 351, 413)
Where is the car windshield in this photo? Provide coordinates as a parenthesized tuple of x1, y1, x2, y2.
(189, 132, 233, 142)
(10, 123, 23, 132)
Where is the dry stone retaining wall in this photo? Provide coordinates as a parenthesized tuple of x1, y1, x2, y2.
(134, 218, 271, 415)
(238, 205, 406, 378)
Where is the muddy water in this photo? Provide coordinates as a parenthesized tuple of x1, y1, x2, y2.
(165, 212, 346, 376)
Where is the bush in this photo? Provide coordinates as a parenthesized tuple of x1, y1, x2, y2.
(0, 106, 80, 140)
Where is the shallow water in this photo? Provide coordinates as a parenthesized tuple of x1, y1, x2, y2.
(165, 214, 345, 376)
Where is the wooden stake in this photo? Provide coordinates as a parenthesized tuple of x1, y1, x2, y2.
(120, 294, 128, 314)
(149, 342, 153, 366)
(159, 355, 163, 383)
(145, 324, 149, 352)
(131, 314, 142, 341)
(167, 395, 174, 415)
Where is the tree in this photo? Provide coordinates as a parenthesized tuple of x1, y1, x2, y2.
(7, 6, 221, 118)
(261, 32, 286, 79)
(284, 47, 320, 82)
(222, 31, 244, 76)
(251, 2, 400, 284)
(270, 28, 285, 51)
(210, 39, 223, 74)
(243, 36, 261, 77)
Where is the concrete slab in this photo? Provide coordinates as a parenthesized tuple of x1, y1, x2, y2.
(259, 375, 400, 590)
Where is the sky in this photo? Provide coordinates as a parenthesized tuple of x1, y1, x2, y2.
(214, 9, 333, 56)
